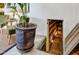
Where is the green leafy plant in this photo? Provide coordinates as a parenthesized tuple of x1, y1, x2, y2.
(8, 3, 29, 27)
(20, 15, 29, 27)
(18, 3, 29, 27)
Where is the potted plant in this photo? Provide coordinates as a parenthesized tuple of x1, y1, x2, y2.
(9, 3, 37, 52)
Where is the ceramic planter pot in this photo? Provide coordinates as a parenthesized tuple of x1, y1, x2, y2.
(16, 23, 37, 52)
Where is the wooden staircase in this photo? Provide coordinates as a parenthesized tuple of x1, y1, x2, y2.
(65, 23, 79, 55)
(43, 19, 63, 55)
(49, 23, 63, 55)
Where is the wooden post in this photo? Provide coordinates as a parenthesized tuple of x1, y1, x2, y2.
(46, 21, 49, 52)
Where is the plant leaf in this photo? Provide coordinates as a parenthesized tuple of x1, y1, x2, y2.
(18, 3, 24, 12)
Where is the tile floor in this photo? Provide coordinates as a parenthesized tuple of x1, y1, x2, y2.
(0, 29, 16, 54)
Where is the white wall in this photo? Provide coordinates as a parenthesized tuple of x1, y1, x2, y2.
(30, 3, 79, 40)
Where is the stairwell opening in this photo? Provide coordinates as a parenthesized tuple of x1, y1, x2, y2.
(40, 19, 63, 55)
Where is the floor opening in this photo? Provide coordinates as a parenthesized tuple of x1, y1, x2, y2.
(41, 19, 63, 55)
